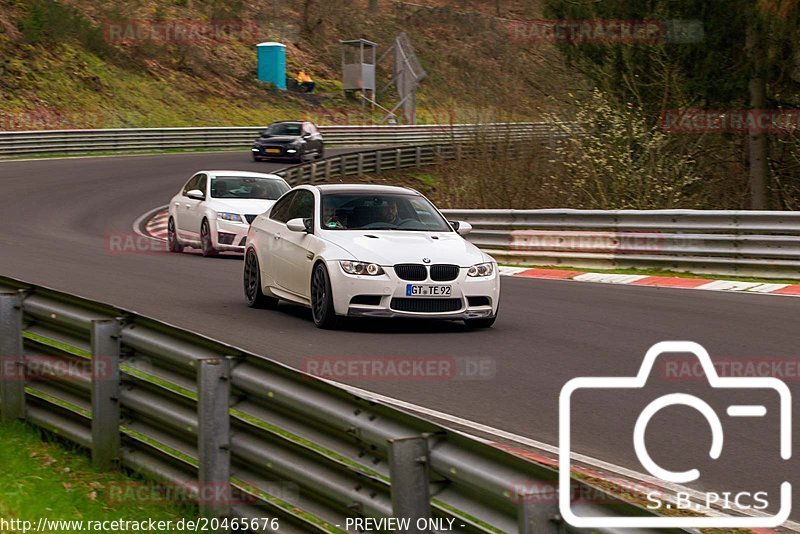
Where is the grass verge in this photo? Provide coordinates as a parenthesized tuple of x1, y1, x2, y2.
(0, 421, 198, 530)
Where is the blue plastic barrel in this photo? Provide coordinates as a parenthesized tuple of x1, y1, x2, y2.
(256, 42, 286, 90)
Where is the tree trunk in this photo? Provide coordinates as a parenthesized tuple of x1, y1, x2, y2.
(746, 19, 769, 209)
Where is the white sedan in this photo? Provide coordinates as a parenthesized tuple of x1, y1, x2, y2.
(168, 171, 290, 255)
(243, 184, 499, 329)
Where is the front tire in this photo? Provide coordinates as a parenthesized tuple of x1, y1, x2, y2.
(167, 217, 183, 253)
(252, 154, 261, 162)
(244, 248, 278, 309)
(310, 263, 339, 329)
(200, 219, 218, 257)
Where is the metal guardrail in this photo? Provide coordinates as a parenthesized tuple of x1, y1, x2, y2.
(439, 210, 800, 280)
(0, 123, 555, 158)
(0, 276, 667, 533)
(273, 142, 540, 185)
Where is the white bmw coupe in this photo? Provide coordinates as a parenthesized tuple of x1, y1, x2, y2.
(168, 171, 290, 256)
(243, 184, 499, 329)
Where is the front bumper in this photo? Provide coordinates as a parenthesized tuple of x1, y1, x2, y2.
(326, 260, 500, 320)
(252, 146, 300, 160)
(213, 218, 249, 253)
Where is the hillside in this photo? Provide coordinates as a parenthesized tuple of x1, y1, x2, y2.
(0, 0, 569, 129)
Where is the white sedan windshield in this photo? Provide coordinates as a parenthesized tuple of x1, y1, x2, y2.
(211, 177, 289, 200)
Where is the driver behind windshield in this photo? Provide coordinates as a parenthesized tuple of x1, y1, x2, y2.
(381, 199, 400, 225)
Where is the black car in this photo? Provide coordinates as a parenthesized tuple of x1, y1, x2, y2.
(251, 121, 324, 163)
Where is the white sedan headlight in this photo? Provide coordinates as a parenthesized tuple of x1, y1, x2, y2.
(340, 261, 385, 276)
(217, 212, 243, 222)
(467, 262, 494, 277)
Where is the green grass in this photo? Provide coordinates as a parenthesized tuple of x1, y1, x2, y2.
(0, 421, 198, 530)
(505, 263, 800, 285)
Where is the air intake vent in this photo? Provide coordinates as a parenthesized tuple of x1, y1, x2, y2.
(430, 264, 459, 282)
(394, 264, 427, 281)
(390, 298, 462, 313)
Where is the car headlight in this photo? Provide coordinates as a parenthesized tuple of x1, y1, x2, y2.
(340, 261, 385, 276)
(467, 262, 494, 277)
(217, 212, 243, 222)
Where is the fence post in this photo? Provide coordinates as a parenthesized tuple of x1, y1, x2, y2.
(91, 318, 121, 470)
(357, 153, 364, 177)
(388, 436, 431, 533)
(341, 155, 348, 177)
(518, 499, 565, 534)
(395, 148, 402, 169)
(310, 162, 318, 183)
(197, 357, 232, 522)
(324, 159, 332, 181)
(0, 291, 25, 423)
(415, 146, 422, 168)
(375, 151, 382, 173)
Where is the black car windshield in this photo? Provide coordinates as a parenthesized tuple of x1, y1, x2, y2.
(262, 123, 302, 136)
(211, 176, 289, 199)
(320, 193, 452, 232)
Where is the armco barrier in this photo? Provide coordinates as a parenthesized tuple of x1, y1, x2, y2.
(440, 209, 800, 280)
(0, 276, 671, 533)
(0, 123, 555, 158)
(272, 142, 539, 185)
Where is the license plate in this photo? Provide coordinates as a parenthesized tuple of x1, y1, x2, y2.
(265, 148, 281, 154)
(406, 284, 452, 297)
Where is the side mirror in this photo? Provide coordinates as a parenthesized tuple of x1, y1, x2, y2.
(287, 218, 312, 233)
(451, 220, 472, 236)
(186, 189, 205, 201)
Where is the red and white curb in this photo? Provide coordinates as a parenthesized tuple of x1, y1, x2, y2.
(145, 209, 169, 241)
(499, 266, 800, 298)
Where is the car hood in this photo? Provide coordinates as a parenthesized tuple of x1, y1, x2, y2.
(255, 136, 300, 144)
(320, 230, 489, 267)
(208, 198, 277, 215)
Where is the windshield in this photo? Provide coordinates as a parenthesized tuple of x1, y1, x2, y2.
(320, 193, 452, 232)
(211, 176, 289, 200)
(262, 123, 302, 136)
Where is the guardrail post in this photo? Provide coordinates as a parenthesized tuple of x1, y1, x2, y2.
(357, 153, 364, 177)
(0, 291, 25, 423)
(340, 155, 347, 177)
(91, 318, 121, 470)
(456, 144, 463, 162)
(415, 146, 422, 168)
(324, 159, 332, 181)
(197, 357, 232, 523)
(375, 151, 382, 173)
(388, 436, 431, 532)
(518, 499, 565, 534)
(310, 162, 318, 183)
(395, 148, 401, 169)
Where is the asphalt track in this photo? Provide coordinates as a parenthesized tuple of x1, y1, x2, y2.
(1, 150, 799, 524)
